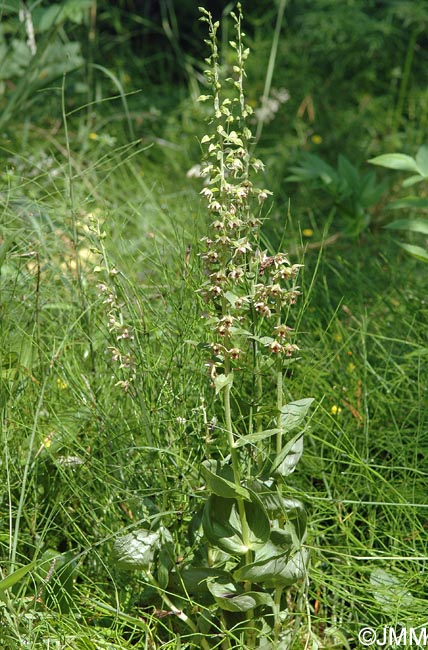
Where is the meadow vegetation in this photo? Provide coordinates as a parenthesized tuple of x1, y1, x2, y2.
(0, 1, 427, 648)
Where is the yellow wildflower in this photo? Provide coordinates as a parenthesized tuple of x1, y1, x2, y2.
(311, 134, 322, 144)
(331, 405, 342, 415)
(89, 132, 98, 140)
(302, 228, 314, 237)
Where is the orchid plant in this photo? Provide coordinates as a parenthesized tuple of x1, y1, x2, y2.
(114, 6, 313, 648)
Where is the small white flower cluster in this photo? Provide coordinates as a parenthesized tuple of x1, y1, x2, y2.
(198, 7, 302, 373)
(96, 280, 135, 390)
(255, 87, 290, 124)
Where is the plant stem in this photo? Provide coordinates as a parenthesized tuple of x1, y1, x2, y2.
(254, 0, 287, 145)
(394, 27, 419, 132)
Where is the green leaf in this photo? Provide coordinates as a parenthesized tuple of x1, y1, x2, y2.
(368, 154, 420, 173)
(387, 197, 428, 210)
(271, 431, 304, 477)
(169, 567, 230, 599)
(359, 173, 388, 208)
(202, 491, 270, 555)
(337, 155, 359, 191)
(234, 428, 281, 448)
(0, 561, 36, 594)
(207, 576, 273, 612)
(397, 242, 428, 262)
(416, 144, 428, 176)
(234, 533, 308, 587)
(370, 568, 415, 613)
(38, 550, 76, 613)
(214, 373, 233, 395)
(113, 528, 162, 570)
(248, 482, 307, 542)
(157, 529, 175, 590)
(280, 398, 314, 433)
(402, 175, 425, 188)
(385, 219, 428, 235)
(201, 460, 251, 501)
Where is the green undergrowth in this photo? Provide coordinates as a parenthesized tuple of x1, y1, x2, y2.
(1, 3, 428, 644)
(1, 121, 427, 647)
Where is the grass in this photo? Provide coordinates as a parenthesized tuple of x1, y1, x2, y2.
(1, 7, 428, 648)
(1, 120, 427, 647)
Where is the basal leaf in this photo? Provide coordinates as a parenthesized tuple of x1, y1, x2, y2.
(370, 568, 415, 613)
(113, 528, 161, 570)
(201, 459, 251, 500)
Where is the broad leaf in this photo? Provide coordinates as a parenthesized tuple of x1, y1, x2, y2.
(201, 459, 251, 500)
(214, 373, 233, 395)
(38, 550, 76, 613)
(157, 529, 175, 590)
(202, 491, 270, 555)
(248, 482, 307, 542)
(234, 534, 308, 587)
(402, 175, 425, 188)
(368, 154, 420, 174)
(337, 155, 359, 191)
(207, 576, 273, 612)
(280, 398, 314, 433)
(114, 528, 163, 570)
(271, 431, 304, 477)
(169, 567, 230, 599)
